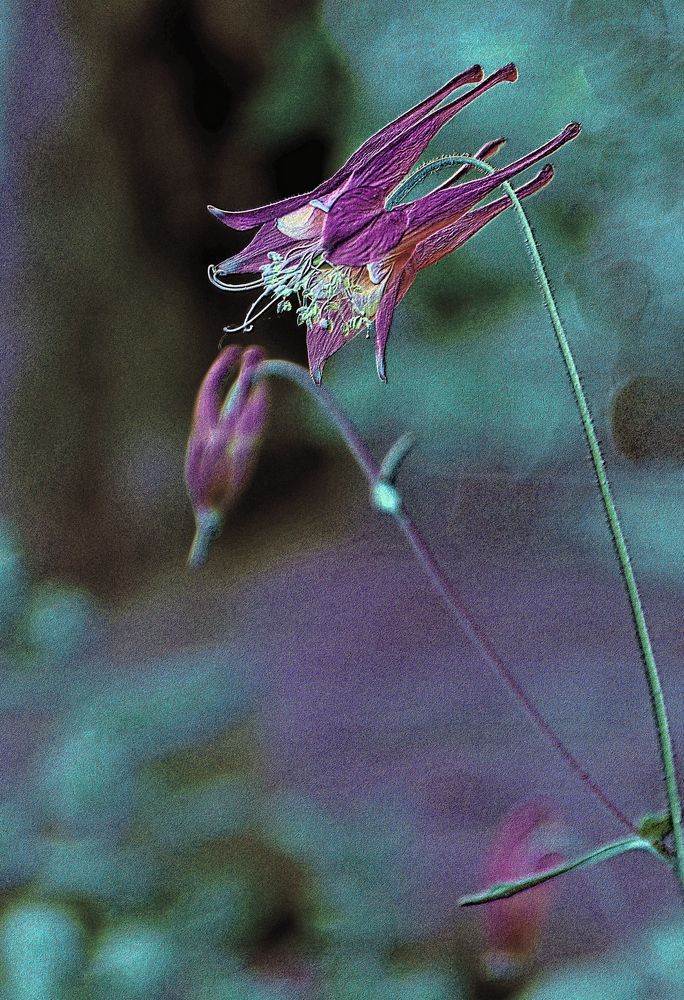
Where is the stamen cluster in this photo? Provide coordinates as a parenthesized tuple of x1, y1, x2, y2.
(261, 250, 372, 339)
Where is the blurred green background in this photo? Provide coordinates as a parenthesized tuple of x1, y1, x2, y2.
(0, 0, 683, 997)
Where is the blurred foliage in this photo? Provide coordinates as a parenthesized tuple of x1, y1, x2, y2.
(520, 920, 684, 1000)
(4, 0, 345, 594)
(0, 511, 682, 995)
(0, 520, 475, 999)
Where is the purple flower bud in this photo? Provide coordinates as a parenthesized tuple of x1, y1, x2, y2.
(185, 346, 268, 567)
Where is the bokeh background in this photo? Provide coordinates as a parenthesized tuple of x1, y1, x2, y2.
(1, 0, 683, 997)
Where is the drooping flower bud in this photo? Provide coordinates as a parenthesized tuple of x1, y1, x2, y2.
(481, 799, 565, 979)
(185, 345, 268, 567)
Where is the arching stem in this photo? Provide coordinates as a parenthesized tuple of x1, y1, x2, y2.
(393, 152, 684, 894)
(253, 359, 634, 833)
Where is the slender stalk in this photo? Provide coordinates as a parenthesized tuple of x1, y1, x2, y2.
(459, 835, 660, 907)
(395, 153, 684, 892)
(254, 359, 634, 832)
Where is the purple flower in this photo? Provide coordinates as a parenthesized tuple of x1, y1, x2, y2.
(208, 63, 580, 382)
(185, 346, 267, 567)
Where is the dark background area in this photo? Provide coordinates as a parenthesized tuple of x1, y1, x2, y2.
(4, 0, 348, 595)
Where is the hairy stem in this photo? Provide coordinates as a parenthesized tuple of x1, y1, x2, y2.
(254, 359, 634, 832)
(396, 153, 684, 893)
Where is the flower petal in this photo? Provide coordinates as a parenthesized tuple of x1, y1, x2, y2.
(344, 63, 484, 176)
(322, 68, 521, 268)
(185, 345, 264, 511)
(348, 64, 518, 199)
(192, 344, 242, 430)
(482, 799, 565, 974)
(412, 164, 555, 271)
(374, 272, 405, 383)
(431, 137, 507, 192)
(322, 191, 410, 267)
(306, 320, 351, 384)
(219, 345, 265, 423)
(276, 203, 328, 239)
(213, 222, 296, 276)
(206, 64, 484, 231)
(208, 194, 319, 233)
(371, 167, 554, 377)
(233, 380, 268, 444)
(403, 122, 580, 245)
(227, 381, 269, 494)
(185, 346, 269, 565)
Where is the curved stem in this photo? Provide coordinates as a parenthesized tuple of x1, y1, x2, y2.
(459, 835, 662, 907)
(395, 153, 684, 892)
(254, 359, 634, 833)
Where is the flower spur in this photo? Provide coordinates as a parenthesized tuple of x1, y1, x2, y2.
(208, 63, 580, 383)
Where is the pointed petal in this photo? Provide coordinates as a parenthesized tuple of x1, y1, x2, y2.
(219, 345, 265, 423)
(374, 273, 405, 383)
(206, 65, 484, 231)
(322, 192, 410, 267)
(185, 347, 268, 530)
(432, 137, 507, 191)
(322, 68, 520, 267)
(233, 380, 268, 444)
(403, 122, 580, 244)
(208, 194, 320, 232)
(228, 381, 269, 494)
(344, 64, 484, 176)
(349, 64, 518, 198)
(306, 321, 352, 384)
(412, 164, 555, 271)
(185, 346, 242, 511)
(210, 221, 297, 277)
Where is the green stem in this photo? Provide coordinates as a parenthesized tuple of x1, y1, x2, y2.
(396, 153, 684, 894)
(254, 360, 634, 832)
(459, 835, 660, 907)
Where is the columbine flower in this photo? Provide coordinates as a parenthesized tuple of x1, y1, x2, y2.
(481, 799, 565, 978)
(208, 63, 580, 382)
(185, 345, 267, 567)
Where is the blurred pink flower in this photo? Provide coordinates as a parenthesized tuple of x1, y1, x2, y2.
(185, 345, 267, 567)
(481, 799, 565, 977)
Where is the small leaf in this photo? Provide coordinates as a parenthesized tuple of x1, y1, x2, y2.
(460, 837, 653, 907)
(638, 811, 673, 846)
(378, 433, 416, 485)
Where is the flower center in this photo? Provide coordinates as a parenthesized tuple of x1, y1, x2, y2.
(262, 249, 373, 339)
(212, 246, 374, 340)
